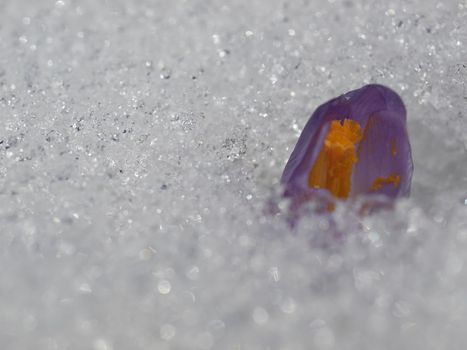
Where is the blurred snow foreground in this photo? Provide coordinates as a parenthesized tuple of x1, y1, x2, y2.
(0, 0, 467, 349)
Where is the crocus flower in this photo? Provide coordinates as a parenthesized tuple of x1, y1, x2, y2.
(281, 84, 413, 211)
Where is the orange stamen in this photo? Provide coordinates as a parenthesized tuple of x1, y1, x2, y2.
(308, 119, 362, 199)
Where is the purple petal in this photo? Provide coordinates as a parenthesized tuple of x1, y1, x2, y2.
(281, 96, 350, 195)
(343, 84, 404, 125)
(351, 110, 413, 197)
(281, 84, 413, 202)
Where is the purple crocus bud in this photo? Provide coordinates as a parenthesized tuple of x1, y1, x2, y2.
(282, 84, 413, 210)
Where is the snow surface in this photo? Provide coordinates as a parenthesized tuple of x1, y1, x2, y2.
(1, 0, 467, 349)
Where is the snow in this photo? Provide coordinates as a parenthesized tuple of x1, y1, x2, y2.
(1, 0, 467, 349)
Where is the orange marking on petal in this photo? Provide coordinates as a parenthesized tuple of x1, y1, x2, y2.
(308, 119, 362, 199)
(370, 174, 400, 191)
(391, 139, 397, 157)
